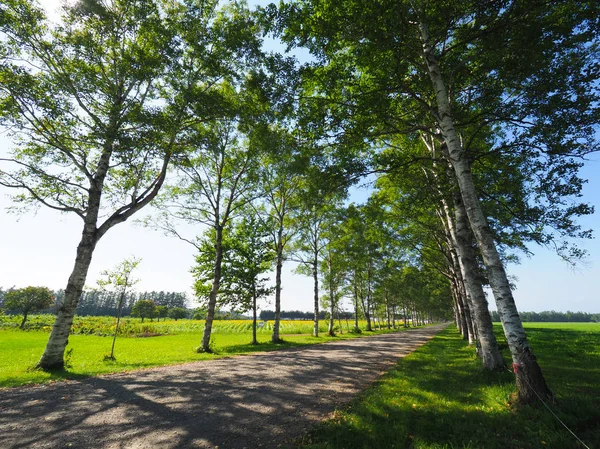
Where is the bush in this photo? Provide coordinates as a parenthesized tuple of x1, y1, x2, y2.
(168, 307, 188, 320)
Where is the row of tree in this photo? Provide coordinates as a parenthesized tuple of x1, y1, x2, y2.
(0, 286, 189, 324)
(260, 310, 343, 321)
(491, 311, 600, 323)
(0, 0, 598, 405)
(0, 287, 187, 317)
(62, 290, 188, 317)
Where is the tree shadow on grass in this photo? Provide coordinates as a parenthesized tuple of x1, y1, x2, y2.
(0, 368, 91, 389)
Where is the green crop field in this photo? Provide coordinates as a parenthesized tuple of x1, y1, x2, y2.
(297, 322, 600, 449)
(0, 314, 352, 336)
(0, 316, 402, 388)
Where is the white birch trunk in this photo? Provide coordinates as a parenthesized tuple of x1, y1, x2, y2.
(418, 20, 553, 402)
(271, 227, 284, 343)
(452, 192, 505, 370)
(37, 228, 98, 369)
(312, 253, 319, 338)
(200, 225, 224, 352)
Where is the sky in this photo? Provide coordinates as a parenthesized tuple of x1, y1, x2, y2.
(0, 0, 599, 314)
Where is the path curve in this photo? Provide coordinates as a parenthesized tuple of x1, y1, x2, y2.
(0, 324, 447, 449)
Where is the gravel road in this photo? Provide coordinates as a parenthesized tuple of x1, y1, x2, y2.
(0, 324, 447, 449)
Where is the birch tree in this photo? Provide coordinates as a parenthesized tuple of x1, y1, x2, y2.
(257, 129, 306, 343)
(0, 0, 192, 370)
(161, 121, 261, 352)
(221, 212, 275, 345)
(274, 0, 600, 403)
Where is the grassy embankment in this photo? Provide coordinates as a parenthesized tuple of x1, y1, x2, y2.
(0, 315, 407, 388)
(296, 322, 600, 449)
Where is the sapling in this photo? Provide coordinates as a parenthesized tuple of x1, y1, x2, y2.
(97, 257, 141, 361)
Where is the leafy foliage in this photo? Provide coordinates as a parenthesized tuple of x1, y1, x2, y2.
(3, 286, 54, 329)
(168, 307, 188, 321)
(131, 300, 156, 323)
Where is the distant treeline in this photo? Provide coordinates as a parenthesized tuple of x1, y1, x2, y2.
(490, 310, 600, 322)
(43, 290, 188, 317)
(259, 310, 354, 321)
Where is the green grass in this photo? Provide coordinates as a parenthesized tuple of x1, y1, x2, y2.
(296, 322, 600, 449)
(0, 319, 403, 388)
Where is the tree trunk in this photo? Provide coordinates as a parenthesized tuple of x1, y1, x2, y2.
(271, 228, 284, 343)
(328, 256, 335, 336)
(38, 227, 98, 370)
(453, 192, 505, 370)
(328, 300, 335, 336)
(385, 291, 391, 329)
(451, 286, 463, 335)
(458, 271, 476, 344)
(448, 253, 475, 343)
(312, 256, 319, 338)
(362, 297, 372, 331)
(362, 274, 373, 331)
(109, 289, 126, 360)
(353, 275, 360, 332)
(19, 311, 28, 330)
(200, 225, 224, 352)
(418, 20, 553, 403)
(252, 289, 258, 345)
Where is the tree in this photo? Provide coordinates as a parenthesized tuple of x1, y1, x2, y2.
(319, 208, 348, 336)
(4, 286, 54, 329)
(164, 120, 263, 353)
(257, 129, 306, 343)
(336, 204, 381, 332)
(292, 188, 341, 337)
(97, 257, 141, 360)
(155, 306, 169, 322)
(168, 307, 188, 321)
(131, 300, 156, 323)
(222, 212, 275, 344)
(273, 0, 600, 403)
(0, 0, 228, 370)
(374, 137, 504, 369)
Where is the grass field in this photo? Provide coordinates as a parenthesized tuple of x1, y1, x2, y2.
(296, 322, 600, 449)
(0, 317, 400, 388)
(0, 314, 355, 336)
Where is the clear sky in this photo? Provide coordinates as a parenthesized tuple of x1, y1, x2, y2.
(1, 0, 599, 314)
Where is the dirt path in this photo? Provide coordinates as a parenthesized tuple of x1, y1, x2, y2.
(0, 324, 447, 449)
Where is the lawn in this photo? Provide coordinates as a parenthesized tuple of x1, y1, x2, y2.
(296, 322, 600, 449)
(0, 317, 404, 388)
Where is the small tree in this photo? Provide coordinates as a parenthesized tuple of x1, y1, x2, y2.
(131, 300, 156, 323)
(156, 306, 169, 322)
(222, 213, 275, 345)
(4, 287, 54, 329)
(168, 307, 188, 321)
(97, 257, 141, 360)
